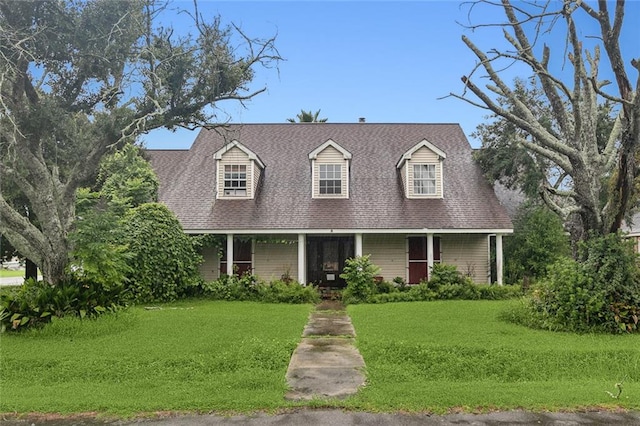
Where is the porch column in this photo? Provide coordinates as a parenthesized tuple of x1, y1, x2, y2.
(226, 233, 234, 276)
(355, 233, 363, 257)
(297, 234, 306, 284)
(427, 233, 434, 277)
(496, 234, 504, 285)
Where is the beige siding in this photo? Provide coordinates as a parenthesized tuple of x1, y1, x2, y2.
(441, 234, 489, 283)
(254, 237, 299, 281)
(312, 146, 349, 198)
(217, 146, 254, 199)
(199, 246, 221, 281)
(407, 146, 443, 198)
(363, 234, 407, 281)
(253, 161, 262, 193)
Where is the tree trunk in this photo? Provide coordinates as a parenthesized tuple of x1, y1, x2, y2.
(39, 248, 69, 285)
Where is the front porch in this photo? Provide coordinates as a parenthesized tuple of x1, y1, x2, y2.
(197, 231, 507, 286)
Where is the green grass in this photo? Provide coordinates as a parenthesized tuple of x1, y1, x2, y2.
(1, 301, 313, 415)
(0, 269, 25, 278)
(345, 300, 640, 413)
(2, 299, 639, 417)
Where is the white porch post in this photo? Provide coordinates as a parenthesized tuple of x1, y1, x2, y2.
(427, 233, 434, 278)
(298, 234, 306, 284)
(496, 234, 504, 285)
(226, 233, 234, 276)
(355, 233, 363, 257)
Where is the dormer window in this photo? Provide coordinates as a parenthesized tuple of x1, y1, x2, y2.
(214, 140, 265, 199)
(397, 139, 446, 199)
(224, 164, 247, 196)
(309, 139, 351, 199)
(413, 164, 436, 195)
(319, 164, 342, 195)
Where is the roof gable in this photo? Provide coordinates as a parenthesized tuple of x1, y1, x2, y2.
(308, 139, 352, 160)
(396, 139, 446, 169)
(214, 140, 265, 169)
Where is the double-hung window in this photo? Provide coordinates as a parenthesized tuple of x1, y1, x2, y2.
(319, 164, 342, 195)
(413, 164, 436, 195)
(224, 164, 247, 196)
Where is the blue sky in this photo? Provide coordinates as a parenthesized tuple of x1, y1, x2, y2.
(142, 1, 640, 149)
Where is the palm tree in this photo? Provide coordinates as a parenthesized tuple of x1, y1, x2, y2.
(287, 109, 328, 123)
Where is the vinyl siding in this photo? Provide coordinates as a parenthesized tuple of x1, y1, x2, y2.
(441, 234, 489, 283)
(312, 146, 349, 199)
(253, 161, 262, 194)
(363, 234, 407, 281)
(199, 246, 221, 281)
(407, 146, 443, 198)
(254, 237, 298, 281)
(217, 146, 254, 199)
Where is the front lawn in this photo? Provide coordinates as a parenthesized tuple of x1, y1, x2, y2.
(346, 300, 640, 412)
(0, 269, 25, 278)
(1, 301, 313, 415)
(2, 299, 639, 417)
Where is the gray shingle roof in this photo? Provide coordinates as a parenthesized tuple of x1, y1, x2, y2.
(147, 123, 513, 233)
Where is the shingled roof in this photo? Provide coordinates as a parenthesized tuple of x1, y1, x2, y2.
(147, 123, 513, 233)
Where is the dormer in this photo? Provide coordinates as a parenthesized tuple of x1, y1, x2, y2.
(308, 139, 351, 199)
(214, 140, 265, 199)
(396, 139, 446, 199)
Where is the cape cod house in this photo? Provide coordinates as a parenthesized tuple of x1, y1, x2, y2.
(147, 123, 513, 286)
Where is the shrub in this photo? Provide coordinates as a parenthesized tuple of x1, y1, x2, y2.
(504, 204, 570, 284)
(201, 275, 320, 303)
(341, 255, 380, 304)
(121, 203, 203, 302)
(521, 233, 640, 333)
(257, 280, 320, 304)
(200, 273, 259, 301)
(0, 276, 126, 332)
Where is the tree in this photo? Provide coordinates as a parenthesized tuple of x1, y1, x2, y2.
(0, 1, 280, 284)
(451, 0, 639, 238)
(287, 109, 328, 123)
(504, 203, 570, 284)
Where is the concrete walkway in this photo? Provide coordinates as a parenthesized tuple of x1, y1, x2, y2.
(285, 301, 366, 400)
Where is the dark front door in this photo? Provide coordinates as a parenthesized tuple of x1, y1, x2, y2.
(408, 236, 441, 284)
(307, 236, 354, 288)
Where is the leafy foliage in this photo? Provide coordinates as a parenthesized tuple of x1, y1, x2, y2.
(286, 109, 328, 123)
(504, 204, 571, 284)
(0, 0, 280, 284)
(517, 233, 640, 333)
(121, 203, 203, 302)
(0, 277, 126, 332)
(200, 274, 320, 304)
(341, 255, 381, 304)
(95, 144, 159, 213)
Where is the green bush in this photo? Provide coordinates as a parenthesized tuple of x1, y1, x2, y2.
(341, 255, 380, 304)
(504, 204, 570, 284)
(522, 233, 640, 333)
(121, 203, 203, 302)
(0, 276, 126, 332)
(200, 275, 320, 304)
(257, 280, 320, 304)
(367, 263, 523, 303)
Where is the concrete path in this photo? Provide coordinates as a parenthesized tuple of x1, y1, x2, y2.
(285, 301, 366, 400)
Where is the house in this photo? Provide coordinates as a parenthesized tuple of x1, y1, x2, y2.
(623, 212, 640, 253)
(147, 123, 513, 286)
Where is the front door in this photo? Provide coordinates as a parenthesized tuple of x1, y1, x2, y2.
(307, 236, 354, 288)
(408, 236, 441, 284)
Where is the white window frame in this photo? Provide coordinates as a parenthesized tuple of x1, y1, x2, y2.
(224, 164, 247, 196)
(413, 164, 436, 195)
(319, 164, 342, 195)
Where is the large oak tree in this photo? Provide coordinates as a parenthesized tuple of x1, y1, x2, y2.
(0, 0, 280, 284)
(452, 0, 639, 237)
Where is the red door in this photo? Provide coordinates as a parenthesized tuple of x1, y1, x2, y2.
(408, 236, 441, 284)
